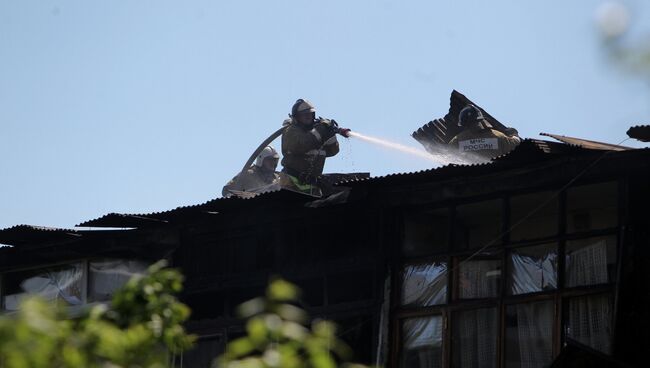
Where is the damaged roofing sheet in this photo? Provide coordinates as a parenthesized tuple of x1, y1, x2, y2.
(540, 132, 632, 151)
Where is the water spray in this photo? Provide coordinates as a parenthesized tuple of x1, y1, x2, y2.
(344, 130, 483, 166)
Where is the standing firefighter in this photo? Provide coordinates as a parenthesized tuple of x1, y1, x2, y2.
(449, 104, 521, 160)
(222, 146, 280, 197)
(280, 99, 349, 195)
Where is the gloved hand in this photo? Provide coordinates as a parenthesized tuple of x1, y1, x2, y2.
(315, 119, 337, 141)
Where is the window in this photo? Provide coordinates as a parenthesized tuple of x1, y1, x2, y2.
(452, 308, 497, 368)
(401, 315, 444, 368)
(177, 335, 225, 368)
(88, 260, 148, 302)
(566, 294, 613, 354)
(509, 191, 558, 241)
(457, 259, 501, 299)
(394, 181, 621, 366)
(2, 263, 84, 311)
(565, 236, 617, 287)
(505, 300, 554, 368)
(402, 262, 447, 307)
(1, 259, 147, 311)
(454, 199, 502, 250)
(403, 208, 450, 257)
(566, 182, 618, 233)
(508, 243, 557, 295)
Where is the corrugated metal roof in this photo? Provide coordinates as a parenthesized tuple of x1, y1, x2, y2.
(540, 132, 632, 151)
(336, 138, 587, 187)
(627, 125, 650, 142)
(77, 188, 316, 228)
(0, 225, 82, 247)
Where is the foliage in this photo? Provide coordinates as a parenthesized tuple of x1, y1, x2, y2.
(218, 277, 371, 368)
(0, 260, 195, 368)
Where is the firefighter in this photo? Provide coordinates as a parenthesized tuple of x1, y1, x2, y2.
(279, 99, 345, 195)
(449, 105, 520, 160)
(222, 146, 280, 197)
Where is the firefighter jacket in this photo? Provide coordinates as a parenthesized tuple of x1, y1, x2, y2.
(449, 125, 520, 160)
(222, 165, 280, 197)
(281, 118, 339, 177)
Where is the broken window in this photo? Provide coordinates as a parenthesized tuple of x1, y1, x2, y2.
(454, 200, 502, 250)
(457, 259, 501, 299)
(88, 260, 148, 302)
(2, 263, 84, 311)
(509, 191, 558, 241)
(403, 208, 450, 257)
(401, 262, 447, 307)
(566, 182, 618, 233)
(400, 315, 443, 368)
(565, 236, 617, 287)
(566, 294, 613, 354)
(508, 243, 557, 295)
(452, 307, 497, 368)
(505, 300, 554, 368)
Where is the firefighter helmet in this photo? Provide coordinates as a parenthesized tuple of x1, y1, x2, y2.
(458, 105, 484, 127)
(291, 99, 316, 116)
(255, 146, 280, 167)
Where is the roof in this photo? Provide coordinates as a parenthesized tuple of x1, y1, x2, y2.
(412, 90, 516, 147)
(0, 225, 82, 247)
(78, 188, 316, 228)
(627, 125, 650, 142)
(336, 138, 584, 187)
(540, 132, 632, 151)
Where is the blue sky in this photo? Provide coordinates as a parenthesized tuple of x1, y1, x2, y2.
(1, 0, 648, 229)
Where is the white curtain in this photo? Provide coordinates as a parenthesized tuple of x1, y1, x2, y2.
(459, 260, 499, 298)
(515, 302, 554, 368)
(566, 240, 608, 287)
(567, 294, 612, 354)
(456, 308, 497, 368)
(511, 252, 557, 294)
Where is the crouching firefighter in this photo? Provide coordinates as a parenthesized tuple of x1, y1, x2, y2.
(279, 99, 350, 196)
(222, 146, 281, 197)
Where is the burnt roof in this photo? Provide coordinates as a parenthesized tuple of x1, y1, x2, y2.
(336, 138, 584, 187)
(540, 132, 632, 151)
(626, 125, 650, 142)
(0, 225, 82, 247)
(78, 188, 315, 228)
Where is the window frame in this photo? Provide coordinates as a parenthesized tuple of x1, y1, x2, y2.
(391, 179, 623, 367)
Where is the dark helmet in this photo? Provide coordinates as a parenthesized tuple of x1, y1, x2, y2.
(458, 105, 484, 127)
(291, 99, 316, 116)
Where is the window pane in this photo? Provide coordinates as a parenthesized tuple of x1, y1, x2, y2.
(566, 294, 613, 354)
(454, 200, 502, 250)
(510, 191, 558, 241)
(401, 316, 443, 368)
(505, 301, 554, 368)
(565, 236, 617, 287)
(458, 259, 501, 299)
(2, 263, 84, 310)
(88, 260, 148, 302)
(402, 263, 447, 306)
(567, 182, 618, 233)
(403, 208, 450, 256)
(452, 308, 497, 368)
(508, 244, 557, 295)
